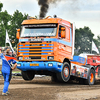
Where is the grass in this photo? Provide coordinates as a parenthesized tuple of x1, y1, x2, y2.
(0, 71, 21, 74)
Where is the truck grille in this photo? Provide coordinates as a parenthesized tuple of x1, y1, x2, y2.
(18, 41, 54, 61)
(29, 41, 42, 58)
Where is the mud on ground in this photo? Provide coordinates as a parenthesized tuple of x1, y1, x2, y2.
(0, 75, 100, 100)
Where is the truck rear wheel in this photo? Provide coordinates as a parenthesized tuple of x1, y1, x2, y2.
(57, 62, 70, 82)
(21, 71, 35, 81)
(85, 69, 95, 85)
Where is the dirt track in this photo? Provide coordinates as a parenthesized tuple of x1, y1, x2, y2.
(0, 75, 100, 100)
(0, 65, 100, 100)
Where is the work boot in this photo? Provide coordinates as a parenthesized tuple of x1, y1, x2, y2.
(2, 92, 8, 96)
(6, 91, 9, 94)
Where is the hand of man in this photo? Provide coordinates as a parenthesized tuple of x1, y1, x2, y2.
(0, 49, 1, 53)
(11, 63, 17, 70)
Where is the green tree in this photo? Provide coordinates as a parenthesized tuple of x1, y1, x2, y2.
(0, 10, 11, 29)
(0, 24, 5, 46)
(75, 26, 94, 55)
(0, 10, 11, 46)
(93, 36, 100, 54)
(0, 8, 28, 47)
(9, 10, 28, 46)
(0, 2, 4, 46)
(0, 2, 3, 11)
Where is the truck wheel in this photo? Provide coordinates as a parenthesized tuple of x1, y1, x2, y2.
(57, 62, 70, 82)
(21, 71, 35, 81)
(85, 69, 95, 85)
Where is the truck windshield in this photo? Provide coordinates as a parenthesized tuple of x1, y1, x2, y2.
(21, 24, 57, 37)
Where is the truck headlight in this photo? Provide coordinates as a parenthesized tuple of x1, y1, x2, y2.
(48, 63, 53, 67)
(17, 63, 21, 67)
(18, 57, 23, 60)
(48, 56, 54, 60)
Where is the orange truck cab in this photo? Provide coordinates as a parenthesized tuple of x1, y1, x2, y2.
(16, 16, 96, 85)
(16, 16, 75, 82)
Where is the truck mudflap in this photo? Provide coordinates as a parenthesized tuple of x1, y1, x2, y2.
(71, 63, 90, 79)
(95, 66, 100, 80)
(17, 61, 63, 72)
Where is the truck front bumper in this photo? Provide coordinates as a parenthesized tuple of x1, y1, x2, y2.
(17, 61, 63, 72)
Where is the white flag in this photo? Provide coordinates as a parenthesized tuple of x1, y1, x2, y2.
(6, 30, 10, 44)
(5, 30, 14, 52)
(92, 41, 99, 54)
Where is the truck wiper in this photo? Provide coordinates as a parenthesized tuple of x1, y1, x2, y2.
(39, 36, 46, 37)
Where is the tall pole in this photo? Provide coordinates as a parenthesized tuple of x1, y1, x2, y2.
(5, 35, 6, 47)
(5, 30, 6, 47)
(91, 41, 92, 54)
(91, 50, 92, 54)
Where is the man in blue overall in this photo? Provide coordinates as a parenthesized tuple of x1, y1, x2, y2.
(0, 49, 17, 96)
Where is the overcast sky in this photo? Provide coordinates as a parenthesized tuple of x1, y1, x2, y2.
(1, 0, 100, 38)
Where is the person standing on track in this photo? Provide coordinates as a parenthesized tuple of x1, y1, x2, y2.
(0, 49, 17, 96)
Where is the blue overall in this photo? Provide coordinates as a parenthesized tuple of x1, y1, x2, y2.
(0, 53, 16, 93)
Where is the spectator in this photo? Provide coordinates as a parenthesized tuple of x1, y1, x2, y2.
(0, 49, 17, 96)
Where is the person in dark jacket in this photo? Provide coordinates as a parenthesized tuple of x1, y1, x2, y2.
(0, 49, 17, 96)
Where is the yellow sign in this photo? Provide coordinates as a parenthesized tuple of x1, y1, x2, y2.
(30, 64, 39, 66)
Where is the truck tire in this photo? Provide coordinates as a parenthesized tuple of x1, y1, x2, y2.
(57, 62, 70, 82)
(85, 69, 95, 85)
(21, 71, 35, 81)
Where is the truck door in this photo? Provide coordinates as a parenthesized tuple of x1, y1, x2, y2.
(58, 25, 72, 60)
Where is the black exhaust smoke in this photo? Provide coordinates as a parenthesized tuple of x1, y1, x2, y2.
(38, 0, 61, 19)
(38, 0, 48, 19)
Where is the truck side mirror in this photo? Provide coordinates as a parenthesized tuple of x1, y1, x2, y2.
(16, 29, 20, 39)
(61, 27, 65, 38)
